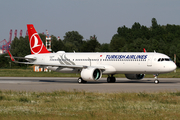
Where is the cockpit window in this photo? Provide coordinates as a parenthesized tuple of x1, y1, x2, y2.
(165, 58, 170, 61)
(158, 58, 171, 62)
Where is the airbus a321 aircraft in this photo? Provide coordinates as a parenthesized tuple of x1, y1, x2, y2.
(8, 24, 177, 84)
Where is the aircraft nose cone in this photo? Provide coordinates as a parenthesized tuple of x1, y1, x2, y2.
(170, 62, 177, 71)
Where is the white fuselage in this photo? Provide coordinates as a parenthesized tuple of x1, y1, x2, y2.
(25, 52, 176, 75)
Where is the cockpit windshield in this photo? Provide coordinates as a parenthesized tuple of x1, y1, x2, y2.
(158, 58, 171, 62)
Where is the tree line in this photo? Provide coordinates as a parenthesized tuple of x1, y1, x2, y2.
(110, 18, 180, 67)
(0, 18, 180, 68)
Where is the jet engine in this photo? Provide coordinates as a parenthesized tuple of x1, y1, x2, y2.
(125, 74, 145, 80)
(81, 67, 102, 81)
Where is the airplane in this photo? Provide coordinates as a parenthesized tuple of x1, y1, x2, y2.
(7, 24, 177, 84)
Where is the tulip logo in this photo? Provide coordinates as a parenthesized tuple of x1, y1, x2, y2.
(30, 33, 43, 54)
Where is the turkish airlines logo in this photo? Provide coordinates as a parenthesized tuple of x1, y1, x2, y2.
(30, 33, 43, 54)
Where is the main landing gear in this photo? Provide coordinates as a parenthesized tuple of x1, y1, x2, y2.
(107, 75, 116, 83)
(77, 77, 87, 83)
(154, 74, 159, 84)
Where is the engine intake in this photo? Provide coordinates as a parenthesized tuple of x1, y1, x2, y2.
(81, 67, 102, 81)
(125, 74, 144, 80)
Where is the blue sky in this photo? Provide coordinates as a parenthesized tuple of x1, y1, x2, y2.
(0, 0, 180, 44)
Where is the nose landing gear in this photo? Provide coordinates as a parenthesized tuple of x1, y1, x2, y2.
(154, 74, 159, 84)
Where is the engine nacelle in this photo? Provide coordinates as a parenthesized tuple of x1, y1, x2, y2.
(125, 74, 145, 80)
(81, 67, 102, 81)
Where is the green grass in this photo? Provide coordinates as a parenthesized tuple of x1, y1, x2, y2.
(0, 90, 180, 120)
(0, 68, 179, 78)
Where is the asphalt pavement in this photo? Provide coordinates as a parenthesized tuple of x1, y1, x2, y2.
(0, 77, 180, 93)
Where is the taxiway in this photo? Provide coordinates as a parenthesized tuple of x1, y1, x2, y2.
(0, 77, 180, 93)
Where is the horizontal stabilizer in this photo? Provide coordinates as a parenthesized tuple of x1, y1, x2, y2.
(5, 56, 36, 60)
(6, 50, 36, 63)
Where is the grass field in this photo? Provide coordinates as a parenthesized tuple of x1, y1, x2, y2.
(0, 69, 180, 119)
(0, 90, 180, 120)
(0, 68, 179, 78)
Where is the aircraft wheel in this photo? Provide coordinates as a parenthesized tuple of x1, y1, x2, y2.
(153, 74, 159, 84)
(107, 77, 116, 83)
(77, 77, 87, 83)
(112, 77, 116, 83)
(78, 77, 83, 83)
(107, 77, 111, 83)
(154, 79, 159, 84)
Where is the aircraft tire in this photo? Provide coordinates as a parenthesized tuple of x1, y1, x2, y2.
(111, 77, 116, 83)
(77, 77, 87, 83)
(154, 79, 159, 84)
(107, 77, 111, 83)
(107, 77, 116, 83)
(78, 77, 83, 83)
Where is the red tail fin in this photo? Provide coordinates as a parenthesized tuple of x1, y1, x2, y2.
(27, 24, 50, 54)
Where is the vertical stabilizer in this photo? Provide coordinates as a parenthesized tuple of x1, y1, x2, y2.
(27, 24, 50, 54)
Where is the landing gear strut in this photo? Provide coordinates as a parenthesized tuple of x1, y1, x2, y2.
(107, 75, 116, 83)
(154, 74, 159, 84)
(77, 77, 87, 83)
